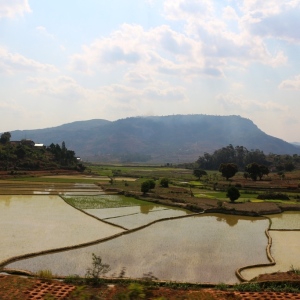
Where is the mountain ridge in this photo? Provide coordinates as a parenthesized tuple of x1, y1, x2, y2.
(9, 115, 300, 163)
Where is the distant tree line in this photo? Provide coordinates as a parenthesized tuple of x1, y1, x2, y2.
(47, 141, 78, 167)
(194, 144, 300, 172)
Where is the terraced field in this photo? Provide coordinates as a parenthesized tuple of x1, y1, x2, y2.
(1, 175, 300, 285)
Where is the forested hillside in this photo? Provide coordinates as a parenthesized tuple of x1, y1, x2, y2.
(0, 132, 84, 171)
(9, 115, 300, 163)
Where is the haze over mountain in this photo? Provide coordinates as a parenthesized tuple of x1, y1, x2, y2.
(10, 115, 300, 163)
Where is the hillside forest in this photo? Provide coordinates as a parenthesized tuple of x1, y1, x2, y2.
(0, 132, 84, 171)
(183, 144, 300, 174)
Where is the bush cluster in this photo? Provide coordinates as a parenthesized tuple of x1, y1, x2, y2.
(257, 193, 290, 200)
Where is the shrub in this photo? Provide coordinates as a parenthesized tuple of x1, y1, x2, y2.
(36, 269, 53, 280)
(160, 178, 169, 188)
(257, 193, 289, 200)
(226, 186, 240, 202)
(128, 283, 145, 299)
(141, 181, 150, 194)
(148, 179, 156, 190)
(85, 253, 110, 286)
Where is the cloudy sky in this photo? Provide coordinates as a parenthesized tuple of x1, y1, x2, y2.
(1, 0, 300, 142)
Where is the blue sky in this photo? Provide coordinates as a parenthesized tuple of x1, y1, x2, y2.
(1, 0, 300, 143)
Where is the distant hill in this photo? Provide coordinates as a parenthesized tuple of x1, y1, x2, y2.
(9, 115, 300, 163)
(292, 142, 300, 147)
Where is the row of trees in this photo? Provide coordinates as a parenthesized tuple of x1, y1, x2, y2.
(193, 162, 270, 181)
(47, 142, 78, 167)
(141, 178, 169, 194)
(196, 145, 268, 170)
(195, 144, 300, 171)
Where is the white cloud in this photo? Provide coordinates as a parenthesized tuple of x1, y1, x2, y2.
(26, 74, 188, 109)
(222, 6, 239, 20)
(217, 93, 288, 112)
(239, 0, 300, 19)
(163, 0, 288, 68)
(248, 8, 300, 43)
(124, 70, 153, 84)
(27, 76, 91, 101)
(0, 0, 31, 18)
(0, 47, 57, 74)
(36, 26, 55, 40)
(164, 0, 214, 20)
(69, 24, 212, 80)
(70, 24, 146, 73)
(279, 75, 300, 90)
(143, 86, 187, 102)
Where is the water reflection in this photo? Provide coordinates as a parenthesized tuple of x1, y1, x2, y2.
(216, 215, 238, 227)
(0, 195, 13, 207)
(6, 213, 269, 284)
(140, 204, 156, 214)
(0, 195, 124, 264)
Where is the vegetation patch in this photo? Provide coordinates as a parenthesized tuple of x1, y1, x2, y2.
(257, 193, 290, 200)
(63, 195, 150, 209)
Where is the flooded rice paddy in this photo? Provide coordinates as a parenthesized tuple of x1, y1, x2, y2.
(241, 231, 300, 280)
(1, 178, 299, 284)
(267, 211, 300, 230)
(5, 213, 269, 284)
(241, 211, 300, 280)
(0, 181, 103, 195)
(86, 206, 191, 229)
(0, 195, 124, 264)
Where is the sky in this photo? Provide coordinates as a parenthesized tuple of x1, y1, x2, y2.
(1, 0, 300, 143)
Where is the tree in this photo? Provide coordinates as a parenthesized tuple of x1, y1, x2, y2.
(85, 253, 110, 286)
(259, 164, 269, 179)
(160, 177, 169, 188)
(141, 181, 150, 194)
(148, 179, 156, 190)
(0, 132, 11, 144)
(219, 163, 238, 180)
(193, 169, 207, 180)
(245, 162, 269, 181)
(284, 162, 295, 172)
(243, 172, 249, 180)
(226, 186, 240, 202)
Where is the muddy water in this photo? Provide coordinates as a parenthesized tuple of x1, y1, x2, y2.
(0, 183, 103, 195)
(241, 231, 300, 280)
(84, 205, 169, 219)
(6, 213, 269, 284)
(267, 211, 300, 230)
(99, 208, 191, 229)
(0, 195, 124, 264)
(84, 205, 191, 229)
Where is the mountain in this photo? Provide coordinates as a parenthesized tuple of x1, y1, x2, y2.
(292, 142, 300, 147)
(9, 115, 300, 163)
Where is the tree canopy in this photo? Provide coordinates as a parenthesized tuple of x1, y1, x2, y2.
(192, 144, 300, 172)
(193, 169, 207, 180)
(219, 163, 238, 180)
(196, 144, 269, 170)
(0, 132, 11, 145)
(160, 178, 169, 188)
(245, 163, 269, 181)
(0, 134, 82, 171)
(226, 186, 240, 202)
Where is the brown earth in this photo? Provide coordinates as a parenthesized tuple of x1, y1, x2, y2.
(1, 274, 300, 300)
